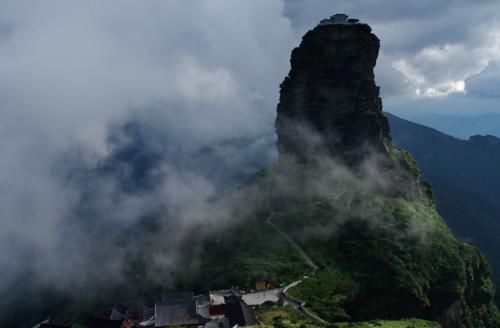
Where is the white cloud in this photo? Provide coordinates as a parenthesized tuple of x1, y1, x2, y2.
(393, 58, 467, 97)
(391, 36, 500, 97)
(284, 0, 500, 100)
(0, 0, 296, 294)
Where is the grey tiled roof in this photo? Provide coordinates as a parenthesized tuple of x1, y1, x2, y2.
(224, 295, 258, 327)
(155, 300, 208, 327)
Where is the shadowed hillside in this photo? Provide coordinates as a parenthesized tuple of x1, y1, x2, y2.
(388, 112, 500, 285)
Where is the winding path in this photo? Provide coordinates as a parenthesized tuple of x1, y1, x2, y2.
(265, 213, 318, 274)
(265, 212, 326, 324)
(264, 193, 347, 324)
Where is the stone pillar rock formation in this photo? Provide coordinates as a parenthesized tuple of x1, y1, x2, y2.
(275, 20, 390, 165)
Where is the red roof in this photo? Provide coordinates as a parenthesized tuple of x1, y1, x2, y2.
(209, 304, 225, 316)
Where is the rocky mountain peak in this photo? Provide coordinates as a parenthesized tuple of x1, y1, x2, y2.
(275, 16, 390, 165)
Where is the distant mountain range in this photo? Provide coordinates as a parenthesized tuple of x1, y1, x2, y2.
(394, 113, 500, 139)
(387, 112, 500, 283)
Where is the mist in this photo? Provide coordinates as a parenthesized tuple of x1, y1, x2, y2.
(0, 2, 493, 326)
(0, 0, 298, 304)
(0, 0, 442, 299)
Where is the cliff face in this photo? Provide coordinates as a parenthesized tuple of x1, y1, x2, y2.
(172, 17, 500, 328)
(268, 18, 500, 328)
(276, 22, 390, 164)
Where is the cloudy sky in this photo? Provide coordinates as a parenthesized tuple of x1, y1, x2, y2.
(284, 0, 500, 121)
(1, 0, 500, 301)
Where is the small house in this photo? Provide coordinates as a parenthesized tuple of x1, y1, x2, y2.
(255, 281, 267, 290)
(319, 18, 333, 26)
(267, 277, 278, 289)
(255, 278, 278, 291)
(331, 13, 348, 24)
(154, 301, 208, 328)
(154, 293, 209, 328)
(318, 14, 359, 26)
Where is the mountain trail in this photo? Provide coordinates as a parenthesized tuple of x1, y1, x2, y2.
(265, 210, 325, 324)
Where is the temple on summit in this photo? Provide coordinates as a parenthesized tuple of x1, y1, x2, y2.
(318, 13, 359, 26)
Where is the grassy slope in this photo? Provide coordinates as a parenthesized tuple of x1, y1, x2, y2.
(255, 305, 439, 328)
(282, 196, 489, 321)
(192, 146, 500, 327)
(271, 148, 499, 326)
(334, 319, 440, 327)
(177, 208, 310, 291)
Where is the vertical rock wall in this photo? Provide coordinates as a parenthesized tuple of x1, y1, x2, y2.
(275, 22, 390, 164)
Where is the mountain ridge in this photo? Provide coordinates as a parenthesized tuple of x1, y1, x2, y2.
(392, 112, 500, 139)
(387, 112, 500, 287)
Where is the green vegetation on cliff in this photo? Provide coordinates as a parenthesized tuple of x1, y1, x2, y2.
(183, 149, 499, 327)
(254, 304, 439, 328)
(177, 16, 500, 326)
(334, 319, 440, 328)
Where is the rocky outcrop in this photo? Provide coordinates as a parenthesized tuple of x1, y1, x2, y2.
(272, 17, 500, 328)
(276, 22, 390, 164)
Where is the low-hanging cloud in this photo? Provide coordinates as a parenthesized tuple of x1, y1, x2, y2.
(1, 1, 500, 324)
(0, 0, 297, 301)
